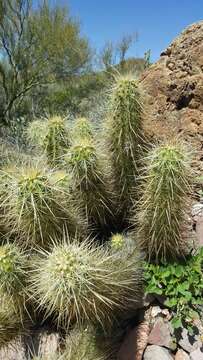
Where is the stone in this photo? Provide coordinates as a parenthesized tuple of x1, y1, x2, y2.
(140, 21, 203, 176)
(143, 345, 173, 360)
(178, 328, 202, 353)
(118, 320, 150, 360)
(175, 349, 190, 360)
(190, 348, 203, 360)
(151, 306, 162, 318)
(148, 318, 176, 350)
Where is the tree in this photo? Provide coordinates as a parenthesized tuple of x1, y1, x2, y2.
(116, 33, 138, 69)
(0, 0, 92, 125)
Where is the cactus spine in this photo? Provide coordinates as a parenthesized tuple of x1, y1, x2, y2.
(137, 142, 191, 262)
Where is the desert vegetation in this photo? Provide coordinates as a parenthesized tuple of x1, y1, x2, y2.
(0, 1, 202, 359)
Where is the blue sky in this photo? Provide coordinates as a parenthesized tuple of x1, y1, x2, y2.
(42, 0, 203, 62)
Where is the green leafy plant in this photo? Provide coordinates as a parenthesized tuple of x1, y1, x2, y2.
(137, 141, 192, 262)
(145, 248, 203, 333)
(0, 164, 84, 247)
(106, 74, 144, 221)
(29, 235, 143, 329)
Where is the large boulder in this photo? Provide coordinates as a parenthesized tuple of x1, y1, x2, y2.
(141, 21, 203, 172)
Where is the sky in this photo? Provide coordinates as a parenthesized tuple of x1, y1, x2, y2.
(44, 0, 203, 62)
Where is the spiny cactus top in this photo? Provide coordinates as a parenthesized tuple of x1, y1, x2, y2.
(30, 238, 143, 329)
(73, 117, 94, 140)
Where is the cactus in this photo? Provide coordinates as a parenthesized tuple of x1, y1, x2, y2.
(0, 243, 27, 300)
(61, 327, 105, 360)
(136, 142, 192, 262)
(65, 138, 115, 235)
(27, 116, 70, 166)
(72, 117, 94, 140)
(1, 164, 85, 247)
(106, 74, 144, 222)
(0, 292, 25, 347)
(29, 236, 143, 329)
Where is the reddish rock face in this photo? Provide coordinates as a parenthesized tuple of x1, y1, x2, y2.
(140, 21, 203, 173)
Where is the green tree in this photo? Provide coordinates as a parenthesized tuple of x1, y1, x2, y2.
(0, 0, 92, 125)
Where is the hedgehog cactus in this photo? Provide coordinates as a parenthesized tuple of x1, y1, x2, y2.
(137, 142, 191, 262)
(0, 165, 84, 247)
(73, 117, 94, 140)
(106, 74, 144, 221)
(65, 138, 115, 234)
(29, 237, 143, 329)
(27, 116, 70, 166)
(0, 243, 27, 300)
(63, 327, 107, 360)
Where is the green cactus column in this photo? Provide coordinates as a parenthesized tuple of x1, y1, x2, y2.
(137, 142, 192, 262)
(65, 134, 115, 236)
(106, 75, 144, 224)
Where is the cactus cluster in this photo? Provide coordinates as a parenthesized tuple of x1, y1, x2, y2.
(0, 73, 194, 358)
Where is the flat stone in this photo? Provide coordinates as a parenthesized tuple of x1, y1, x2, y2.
(190, 348, 203, 360)
(148, 318, 175, 350)
(178, 328, 202, 353)
(144, 345, 173, 360)
(175, 349, 190, 360)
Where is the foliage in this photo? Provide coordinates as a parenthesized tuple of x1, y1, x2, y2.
(106, 74, 144, 222)
(29, 236, 143, 329)
(137, 141, 192, 262)
(145, 248, 203, 333)
(0, 0, 92, 124)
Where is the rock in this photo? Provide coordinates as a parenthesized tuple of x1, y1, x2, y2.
(192, 202, 203, 246)
(148, 318, 176, 350)
(178, 328, 202, 353)
(118, 320, 151, 360)
(151, 306, 162, 318)
(175, 349, 190, 360)
(143, 345, 173, 360)
(190, 348, 203, 360)
(140, 21, 203, 175)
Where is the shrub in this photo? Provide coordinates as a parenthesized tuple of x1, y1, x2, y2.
(29, 236, 143, 329)
(137, 141, 192, 262)
(105, 74, 144, 221)
(145, 248, 203, 334)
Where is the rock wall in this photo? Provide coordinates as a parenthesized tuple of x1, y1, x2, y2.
(141, 21, 203, 172)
